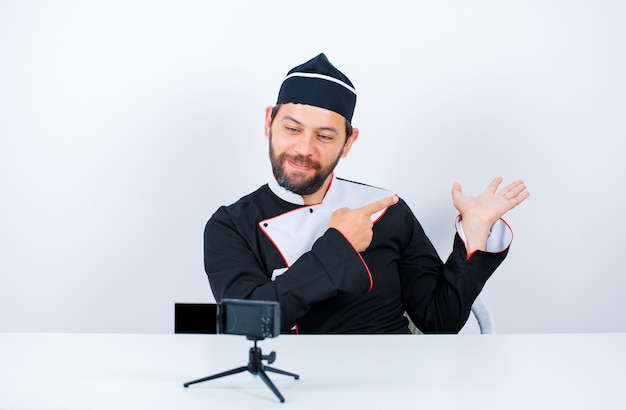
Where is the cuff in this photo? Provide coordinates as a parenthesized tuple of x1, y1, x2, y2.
(455, 216, 513, 254)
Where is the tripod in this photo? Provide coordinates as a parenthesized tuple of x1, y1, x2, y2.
(183, 338, 300, 403)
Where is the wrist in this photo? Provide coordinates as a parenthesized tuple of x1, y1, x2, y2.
(458, 215, 491, 254)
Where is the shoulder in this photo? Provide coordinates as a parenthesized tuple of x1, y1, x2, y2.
(334, 176, 390, 192)
(209, 184, 299, 224)
(331, 177, 394, 207)
(210, 185, 268, 217)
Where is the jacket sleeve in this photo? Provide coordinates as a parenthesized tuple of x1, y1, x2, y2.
(204, 210, 371, 332)
(399, 207, 509, 333)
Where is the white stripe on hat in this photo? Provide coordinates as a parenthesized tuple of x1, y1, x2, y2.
(283, 72, 357, 95)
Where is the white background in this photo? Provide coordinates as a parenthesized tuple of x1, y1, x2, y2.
(1, 0, 624, 334)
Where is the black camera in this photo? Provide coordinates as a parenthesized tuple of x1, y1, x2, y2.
(217, 299, 280, 340)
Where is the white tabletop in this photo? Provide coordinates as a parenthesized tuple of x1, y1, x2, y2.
(0, 332, 624, 409)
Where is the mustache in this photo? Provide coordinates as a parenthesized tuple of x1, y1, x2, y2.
(279, 153, 321, 170)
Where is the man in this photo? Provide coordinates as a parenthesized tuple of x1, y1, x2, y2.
(204, 53, 529, 334)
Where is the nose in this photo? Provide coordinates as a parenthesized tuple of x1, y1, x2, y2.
(292, 132, 316, 156)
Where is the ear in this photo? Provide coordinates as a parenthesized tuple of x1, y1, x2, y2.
(340, 128, 359, 158)
(264, 106, 273, 140)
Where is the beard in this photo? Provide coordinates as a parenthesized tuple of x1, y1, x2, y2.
(269, 134, 342, 196)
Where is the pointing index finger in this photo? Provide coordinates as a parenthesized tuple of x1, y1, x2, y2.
(359, 194, 399, 216)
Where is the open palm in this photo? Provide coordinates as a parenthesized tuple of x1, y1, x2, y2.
(452, 177, 529, 227)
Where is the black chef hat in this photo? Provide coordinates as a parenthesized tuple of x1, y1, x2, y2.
(276, 53, 357, 123)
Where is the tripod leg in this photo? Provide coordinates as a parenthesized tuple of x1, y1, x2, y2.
(264, 366, 300, 379)
(257, 368, 285, 403)
(183, 366, 248, 388)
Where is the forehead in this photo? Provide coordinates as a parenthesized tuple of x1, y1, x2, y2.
(277, 103, 346, 129)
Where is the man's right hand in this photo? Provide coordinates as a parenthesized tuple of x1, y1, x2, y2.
(328, 194, 399, 252)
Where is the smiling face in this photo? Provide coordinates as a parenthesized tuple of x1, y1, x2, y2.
(265, 103, 359, 204)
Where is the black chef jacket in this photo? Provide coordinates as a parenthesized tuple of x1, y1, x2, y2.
(204, 174, 511, 334)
